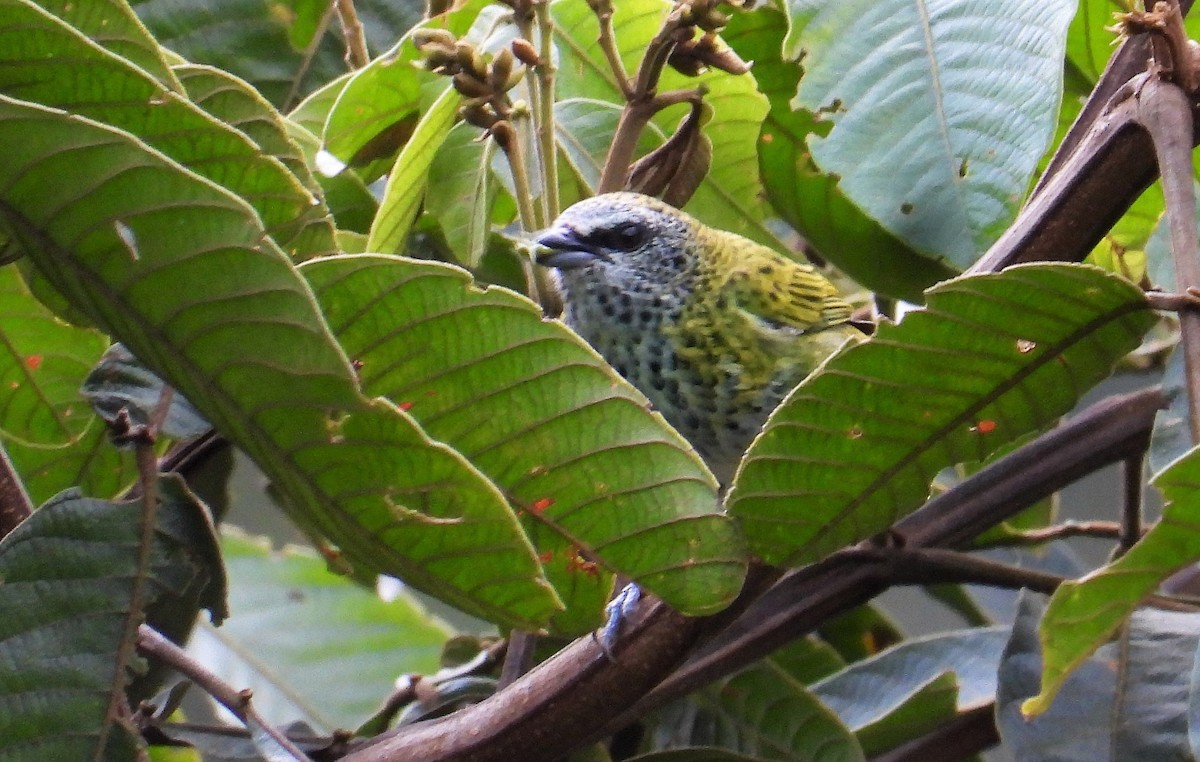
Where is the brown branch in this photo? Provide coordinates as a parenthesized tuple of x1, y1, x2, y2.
(868, 547, 1066, 593)
(604, 387, 1163, 733)
(868, 703, 999, 762)
(102, 438, 161, 753)
(137, 625, 312, 761)
(0, 439, 32, 538)
(497, 631, 536, 689)
(1119, 452, 1145, 556)
(335, 0, 370, 70)
(1139, 75, 1200, 441)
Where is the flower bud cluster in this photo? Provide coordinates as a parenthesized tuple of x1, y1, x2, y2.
(414, 30, 537, 151)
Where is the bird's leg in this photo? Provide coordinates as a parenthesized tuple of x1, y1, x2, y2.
(597, 577, 641, 659)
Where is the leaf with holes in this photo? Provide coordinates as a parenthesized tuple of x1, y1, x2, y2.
(303, 254, 747, 633)
(790, 0, 1075, 267)
(722, 6, 958, 302)
(728, 264, 1154, 565)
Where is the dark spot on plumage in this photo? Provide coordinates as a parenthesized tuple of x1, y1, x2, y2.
(759, 265, 773, 275)
(649, 360, 662, 374)
(651, 377, 666, 391)
(684, 412, 701, 430)
(602, 303, 616, 318)
(639, 310, 653, 323)
(619, 293, 632, 307)
(670, 255, 685, 269)
(726, 420, 740, 431)
(715, 296, 727, 310)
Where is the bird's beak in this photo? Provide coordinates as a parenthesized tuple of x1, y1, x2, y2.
(534, 227, 604, 269)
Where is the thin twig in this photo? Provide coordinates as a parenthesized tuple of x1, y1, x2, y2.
(0, 439, 32, 538)
(595, 4, 695, 192)
(979, 519, 1126, 547)
(102, 438, 161, 754)
(283, 1, 337, 112)
(1118, 451, 1145, 557)
(593, 2, 634, 98)
(533, 0, 560, 220)
(869, 546, 1066, 594)
(137, 625, 312, 761)
(498, 631, 538, 689)
(334, 0, 370, 70)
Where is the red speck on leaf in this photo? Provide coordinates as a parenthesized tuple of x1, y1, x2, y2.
(538, 549, 554, 563)
(566, 553, 599, 577)
(974, 419, 997, 434)
(399, 401, 414, 411)
(531, 497, 554, 513)
(25, 355, 42, 371)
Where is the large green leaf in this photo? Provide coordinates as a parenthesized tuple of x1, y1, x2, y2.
(649, 657, 863, 761)
(0, 96, 560, 628)
(790, 0, 1076, 267)
(0, 0, 333, 259)
(551, 0, 782, 252)
(1025, 445, 1200, 715)
(186, 529, 453, 731)
(0, 265, 107, 448)
(0, 479, 221, 760)
(723, 7, 957, 302)
(173, 63, 337, 259)
(0, 264, 130, 505)
(29, 0, 182, 91)
(130, 0, 423, 107)
(728, 264, 1154, 565)
(303, 254, 747, 632)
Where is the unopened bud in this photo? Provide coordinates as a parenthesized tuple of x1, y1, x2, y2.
(490, 120, 518, 152)
(511, 38, 540, 67)
(489, 49, 515, 91)
(452, 71, 492, 99)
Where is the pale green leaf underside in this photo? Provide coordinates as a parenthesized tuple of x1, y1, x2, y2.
(0, 96, 559, 628)
(729, 264, 1153, 566)
(188, 530, 454, 731)
(303, 254, 748, 632)
(793, 0, 1076, 267)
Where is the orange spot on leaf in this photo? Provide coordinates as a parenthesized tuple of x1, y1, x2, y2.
(531, 497, 554, 513)
(399, 401, 414, 411)
(974, 419, 997, 434)
(25, 355, 42, 371)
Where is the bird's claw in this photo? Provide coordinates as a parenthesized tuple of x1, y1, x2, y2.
(596, 583, 642, 660)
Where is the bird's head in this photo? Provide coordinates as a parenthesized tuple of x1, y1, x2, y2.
(534, 193, 697, 290)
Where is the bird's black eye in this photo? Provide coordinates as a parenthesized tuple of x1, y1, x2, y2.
(603, 222, 647, 252)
